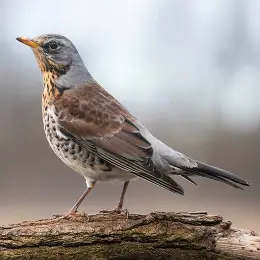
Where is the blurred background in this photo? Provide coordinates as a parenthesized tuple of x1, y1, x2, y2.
(0, 0, 259, 232)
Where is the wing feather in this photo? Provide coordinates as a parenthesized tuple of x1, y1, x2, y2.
(52, 82, 184, 195)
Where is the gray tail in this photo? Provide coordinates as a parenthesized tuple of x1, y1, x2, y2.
(182, 161, 250, 189)
(173, 161, 249, 190)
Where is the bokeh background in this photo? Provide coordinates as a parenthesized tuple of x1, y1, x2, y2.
(0, 0, 259, 232)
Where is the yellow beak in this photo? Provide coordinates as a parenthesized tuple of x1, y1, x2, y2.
(16, 37, 39, 48)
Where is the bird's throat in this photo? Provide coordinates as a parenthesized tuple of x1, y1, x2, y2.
(42, 72, 60, 112)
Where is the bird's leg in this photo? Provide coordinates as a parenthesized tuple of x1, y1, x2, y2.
(100, 181, 129, 215)
(65, 180, 96, 217)
(115, 181, 129, 212)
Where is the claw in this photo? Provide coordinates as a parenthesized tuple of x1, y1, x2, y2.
(99, 208, 129, 219)
(50, 211, 89, 222)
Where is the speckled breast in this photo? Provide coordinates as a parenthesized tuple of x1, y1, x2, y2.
(42, 111, 113, 180)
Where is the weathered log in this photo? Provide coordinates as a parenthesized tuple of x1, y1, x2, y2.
(0, 211, 259, 260)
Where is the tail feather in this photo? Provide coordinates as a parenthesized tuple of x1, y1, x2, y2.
(178, 161, 250, 189)
(185, 171, 244, 189)
(195, 161, 249, 186)
(166, 158, 249, 189)
(181, 175, 198, 186)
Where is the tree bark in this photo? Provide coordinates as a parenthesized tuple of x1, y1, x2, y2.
(0, 211, 259, 260)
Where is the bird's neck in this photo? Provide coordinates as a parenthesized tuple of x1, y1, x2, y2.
(42, 71, 60, 113)
(55, 63, 93, 90)
(41, 65, 93, 113)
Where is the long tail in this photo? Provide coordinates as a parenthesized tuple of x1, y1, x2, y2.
(171, 161, 249, 189)
(137, 124, 249, 190)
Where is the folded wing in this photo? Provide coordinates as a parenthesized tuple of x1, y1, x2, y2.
(51, 82, 184, 195)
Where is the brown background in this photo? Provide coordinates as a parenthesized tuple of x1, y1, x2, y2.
(0, 0, 259, 232)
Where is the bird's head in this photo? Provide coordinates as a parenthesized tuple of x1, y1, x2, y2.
(17, 34, 93, 92)
(17, 34, 83, 76)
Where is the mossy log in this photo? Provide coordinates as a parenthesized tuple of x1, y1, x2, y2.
(0, 211, 259, 260)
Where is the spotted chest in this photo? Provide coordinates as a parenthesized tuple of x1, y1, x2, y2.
(42, 111, 116, 179)
(41, 71, 136, 182)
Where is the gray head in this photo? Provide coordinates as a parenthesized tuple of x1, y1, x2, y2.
(17, 34, 93, 88)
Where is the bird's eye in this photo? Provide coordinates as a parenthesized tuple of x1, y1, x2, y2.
(49, 42, 58, 50)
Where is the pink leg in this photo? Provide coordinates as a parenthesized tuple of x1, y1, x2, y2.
(100, 181, 130, 214)
(65, 181, 96, 216)
(115, 181, 129, 212)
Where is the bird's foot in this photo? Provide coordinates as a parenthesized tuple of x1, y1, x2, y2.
(51, 210, 89, 221)
(99, 208, 129, 219)
(63, 210, 80, 218)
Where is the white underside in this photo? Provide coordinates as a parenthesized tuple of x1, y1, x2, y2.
(44, 109, 137, 187)
(49, 136, 136, 185)
(52, 139, 136, 186)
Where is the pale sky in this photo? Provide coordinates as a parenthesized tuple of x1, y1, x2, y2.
(2, 0, 260, 131)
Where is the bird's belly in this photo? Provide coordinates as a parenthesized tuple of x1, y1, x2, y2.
(43, 114, 136, 182)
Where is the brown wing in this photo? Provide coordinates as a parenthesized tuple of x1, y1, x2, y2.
(53, 82, 152, 160)
(52, 82, 184, 194)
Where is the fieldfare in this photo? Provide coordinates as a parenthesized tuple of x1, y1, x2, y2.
(16, 34, 249, 216)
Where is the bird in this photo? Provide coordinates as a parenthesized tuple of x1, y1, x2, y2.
(16, 34, 249, 217)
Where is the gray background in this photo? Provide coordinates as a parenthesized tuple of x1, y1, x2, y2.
(0, 0, 259, 232)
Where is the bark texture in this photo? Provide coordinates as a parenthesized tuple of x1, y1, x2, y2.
(0, 211, 259, 260)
